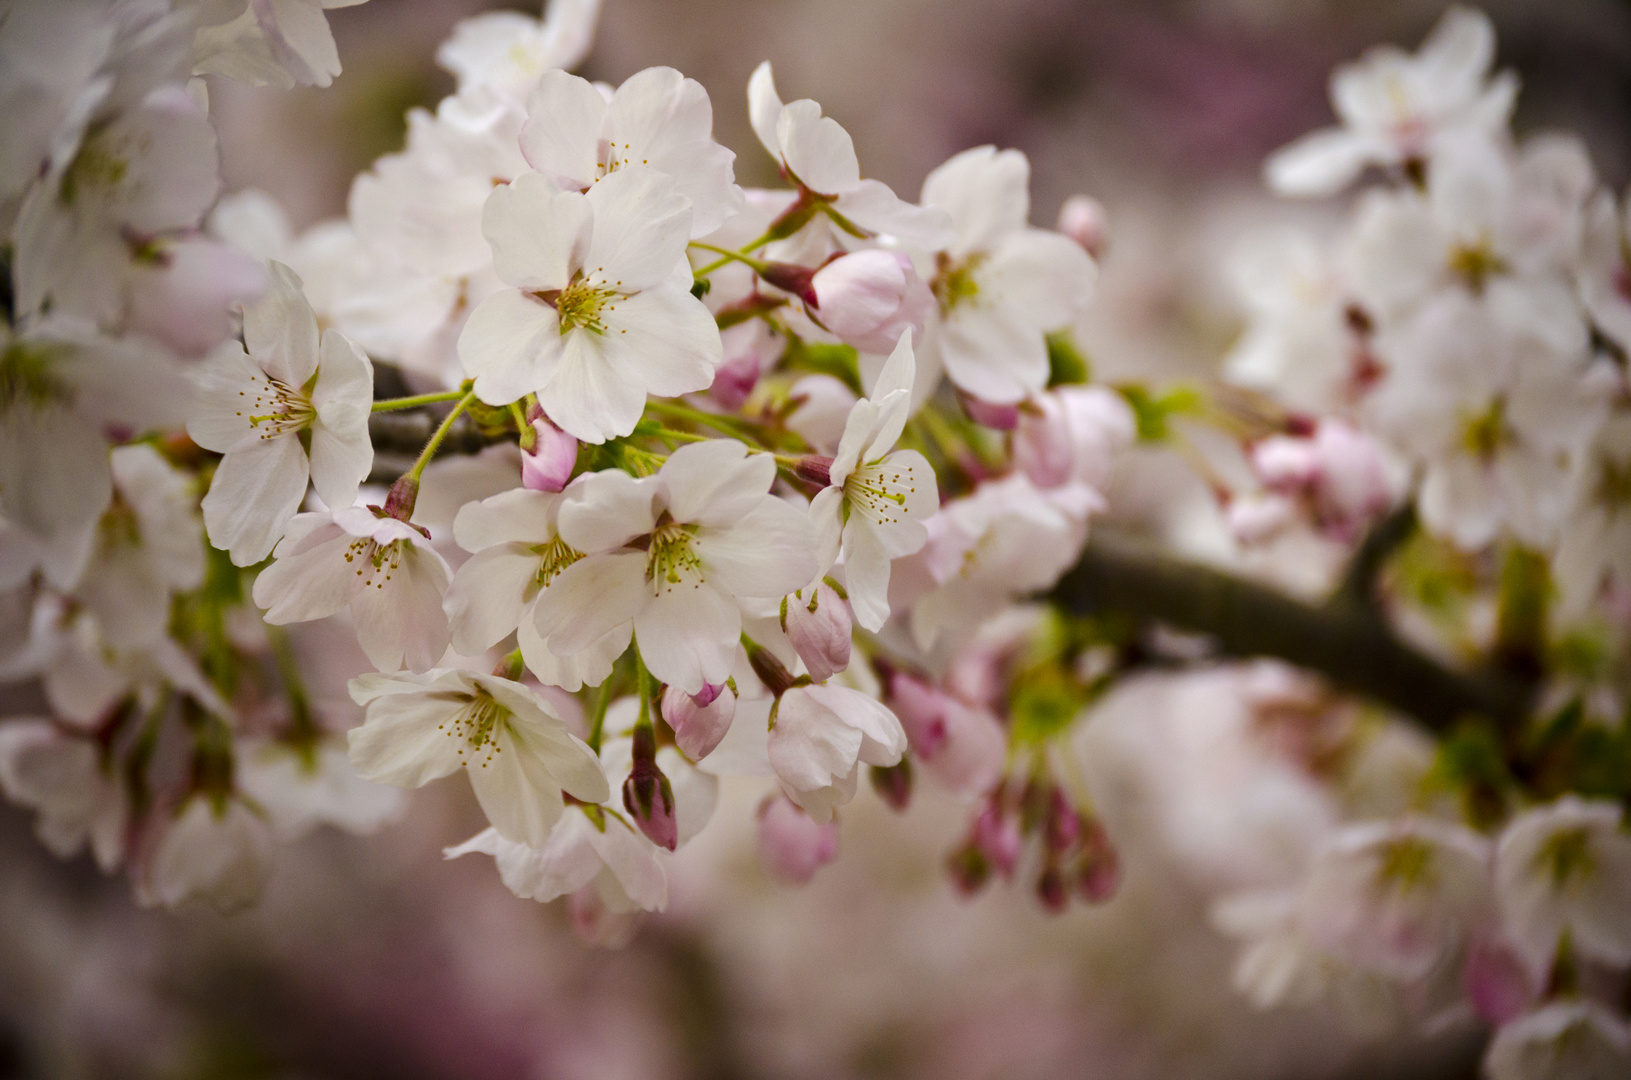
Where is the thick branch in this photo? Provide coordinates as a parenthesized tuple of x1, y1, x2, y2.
(366, 411, 510, 483)
(1051, 530, 1536, 734)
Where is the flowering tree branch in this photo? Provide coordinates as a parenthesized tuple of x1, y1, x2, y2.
(1051, 527, 1538, 734)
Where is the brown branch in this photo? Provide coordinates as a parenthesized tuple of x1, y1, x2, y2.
(1050, 530, 1537, 734)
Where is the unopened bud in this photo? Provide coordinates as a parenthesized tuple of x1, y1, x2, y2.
(972, 800, 1021, 878)
(783, 582, 852, 681)
(792, 454, 833, 488)
(1043, 789, 1079, 855)
(1037, 860, 1069, 913)
(888, 672, 949, 758)
(1013, 394, 1074, 488)
(710, 352, 762, 411)
(660, 682, 736, 761)
(521, 417, 578, 492)
(759, 261, 819, 307)
(756, 794, 839, 885)
(809, 250, 933, 355)
(1075, 818, 1120, 903)
(621, 724, 678, 851)
(869, 757, 913, 811)
(1057, 194, 1108, 259)
(947, 845, 991, 896)
(382, 474, 419, 521)
(959, 391, 1019, 431)
(746, 639, 796, 698)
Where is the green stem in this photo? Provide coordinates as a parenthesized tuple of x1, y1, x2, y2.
(689, 242, 772, 276)
(406, 390, 477, 483)
(635, 648, 653, 732)
(691, 230, 776, 277)
(645, 399, 760, 441)
(265, 623, 319, 750)
(588, 675, 614, 756)
(371, 387, 469, 413)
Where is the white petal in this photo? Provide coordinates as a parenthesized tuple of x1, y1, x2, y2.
(446, 544, 542, 656)
(746, 61, 785, 161)
(203, 432, 310, 566)
(777, 99, 860, 195)
(921, 145, 1029, 254)
(346, 692, 464, 787)
(633, 583, 739, 694)
(538, 326, 648, 442)
(657, 439, 774, 527)
(583, 167, 693, 293)
(467, 725, 565, 847)
(350, 541, 451, 673)
(460, 289, 564, 407)
(533, 551, 647, 655)
(484, 172, 592, 292)
(519, 69, 607, 187)
(556, 470, 660, 552)
(244, 261, 321, 387)
(601, 285, 722, 397)
(308, 328, 374, 510)
(833, 180, 955, 250)
(693, 498, 816, 599)
(454, 487, 561, 551)
(1264, 128, 1375, 197)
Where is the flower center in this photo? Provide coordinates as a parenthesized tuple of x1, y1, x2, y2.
(0, 341, 74, 410)
(646, 519, 703, 593)
(1376, 836, 1436, 892)
(932, 252, 984, 311)
(238, 371, 316, 438)
(594, 138, 650, 180)
(533, 535, 583, 589)
(1460, 397, 1513, 463)
(342, 536, 405, 589)
(1447, 236, 1507, 293)
(1537, 827, 1595, 890)
(555, 273, 622, 335)
(59, 130, 127, 206)
(443, 690, 509, 768)
(843, 457, 919, 527)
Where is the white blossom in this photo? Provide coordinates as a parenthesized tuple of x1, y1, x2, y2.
(347, 668, 608, 845)
(768, 681, 906, 823)
(458, 167, 722, 441)
(1484, 1001, 1631, 1080)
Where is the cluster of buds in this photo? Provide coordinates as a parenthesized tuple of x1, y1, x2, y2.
(949, 779, 1120, 912)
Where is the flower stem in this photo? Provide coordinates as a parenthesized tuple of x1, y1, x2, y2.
(588, 674, 614, 756)
(635, 648, 653, 733)
(405, 390, 477, 484)
(691, 230, 776, 277)
(689, 241, 772, 276)
(644, 398, 760, 441)
(371, 387, 470, 413)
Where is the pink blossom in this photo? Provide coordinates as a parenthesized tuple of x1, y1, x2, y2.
(810, 250, 933, 355)
(756, 794, 839, 885)
(783, 581, 852, 682)
(660, 682, 736, 762)
(1057, 194, 1108, 258)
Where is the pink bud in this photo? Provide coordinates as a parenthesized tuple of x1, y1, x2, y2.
(888, 673, 950, 758)
(709, 351, 761, 411)
(1308, 420, 1396, 537)
(1014, 394, 1075, 488)
(521, 417, 578, 492)
(1462, 940, 1532, 1025)
(756, 794, 839, 885)
(621, 725, 678, 851)
(1075, 818, 1120, 903)
(959, 391, 1019, 430)
(1037, 861, 1069, 912)
(972, 801, 1021, 877)
(1043, 789, 1079, 854)
(1251, 435, 1322, 492)
(869, 758, 913, 811)
(660, 682, 736, 762)
(783, 582, 852, 681)
(1057, 195, 1108, 259)
(810, 250, 933, 355)
(1226, 493, 1295, 545)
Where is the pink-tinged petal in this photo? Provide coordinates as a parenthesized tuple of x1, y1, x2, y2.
(454, 488, 561, 551)
(768, 689, 863, 791)
(349, 541, 451, 673)
(938, 305, 1048, 404)
(586, 817, 668, 911)
(346, 693, 464, 787)
(518, 615, 630, 693)
(1264, 128, 1375, 198)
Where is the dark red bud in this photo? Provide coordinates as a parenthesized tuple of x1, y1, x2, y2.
(759, 262, 820, 308)
(869, 757, 913, 812)
(793, 454, 834, 488)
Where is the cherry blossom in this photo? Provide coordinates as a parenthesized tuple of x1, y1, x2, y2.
(190, 261, 374, 565)
(458, 167, 722, 441)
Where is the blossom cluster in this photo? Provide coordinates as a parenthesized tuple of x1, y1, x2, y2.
(0, 3, 1628, 1076)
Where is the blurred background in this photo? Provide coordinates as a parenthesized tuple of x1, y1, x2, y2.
(6, 1, 1631, 1077)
